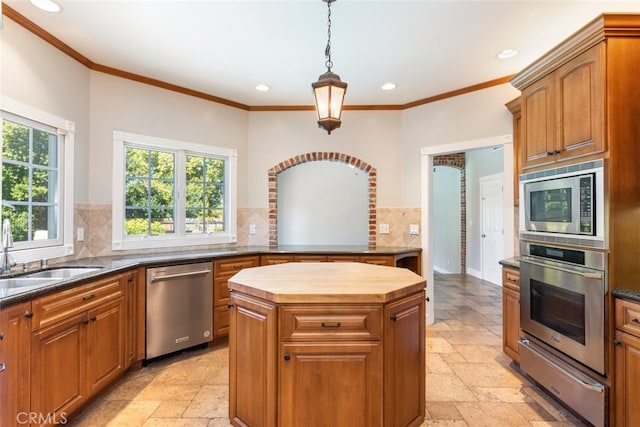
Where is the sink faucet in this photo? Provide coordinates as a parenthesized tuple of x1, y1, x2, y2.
(1, 218, 15, 275)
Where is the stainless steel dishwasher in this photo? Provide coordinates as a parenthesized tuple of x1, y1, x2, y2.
(146, 261, 213, 360)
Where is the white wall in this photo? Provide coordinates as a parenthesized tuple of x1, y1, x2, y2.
(432, 166, 461, 273)
(401, 84, 519, 207)
(466, 147, 504, 275)
(1, 19, 91, 202)
(88, 73, 249, 205)
(246, 110, 403, 208)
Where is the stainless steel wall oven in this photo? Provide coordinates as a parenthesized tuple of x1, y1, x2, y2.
(519, 242, 607, 426)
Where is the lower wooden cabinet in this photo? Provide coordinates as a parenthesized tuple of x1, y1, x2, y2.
(0, 301, 32, 427)
(229, 287, 425, 427)
(502, 267, 520, 363)
(614, 298, 640, 426)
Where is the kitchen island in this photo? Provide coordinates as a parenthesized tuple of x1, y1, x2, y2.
(228, 262, 426, 427)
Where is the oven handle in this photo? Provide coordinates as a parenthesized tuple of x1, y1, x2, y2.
(520, 258, 602, 280)
(518, 338, 604, 393)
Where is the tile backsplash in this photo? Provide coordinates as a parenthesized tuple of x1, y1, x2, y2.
(66, 204, 422, 261)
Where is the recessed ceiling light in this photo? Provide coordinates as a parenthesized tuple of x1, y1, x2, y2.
(255, 84, 270, 92)
(381, 83, 397, 91)
(496, 49, 519, 60)
(30, 0, 62, 13)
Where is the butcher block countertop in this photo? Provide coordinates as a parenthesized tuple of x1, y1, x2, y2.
(228, 262, 426, 304)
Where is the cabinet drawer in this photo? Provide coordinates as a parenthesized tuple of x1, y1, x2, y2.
(280, 305, 382, 341)
(502, 268, 520, 292)
(32, 274, 124, 330)
(615, 299, 640, 337)
(214, 256, 259, 279)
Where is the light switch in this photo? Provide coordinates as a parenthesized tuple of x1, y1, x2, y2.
(249, 224, 256, 235)
(77, 227, 84, 241)
(410, 224, 419, 235)
(379, 224, 390, 234)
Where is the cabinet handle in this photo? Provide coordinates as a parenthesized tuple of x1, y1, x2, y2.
(82, 319, 90, 325)
(284, 354, 291, 361)
(0, 362, 5, 372)
(127, 276, 134, 284)
(82, 294, 96, 301)
(554, 150, 561, 155)
(24, 311, 33, 319)
(546, 151, 554, 156)
(90, 316, 97, 322)
(390, 315, 398, 322)
(0, 333, 3, 341)
(321, 322, 341, 328)
(227, 303, 234, 309)
(613, 339, 622, 346)
(632, 319, 640, 324)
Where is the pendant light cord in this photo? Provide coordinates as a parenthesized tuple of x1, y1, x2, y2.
(325, 0, 333, 71)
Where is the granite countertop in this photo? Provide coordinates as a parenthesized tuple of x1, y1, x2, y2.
(612, 289, 640, 304)
(499, 257, 520, 270)
(0, 245, 422, 307)
(229, 262, 426, 304)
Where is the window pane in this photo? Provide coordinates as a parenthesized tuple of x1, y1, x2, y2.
(32, 168, 55, 203)
(2, 118, 60, 245)
(126, 147, 149, 177)
(150, 180, 174, 207)
(125, 178, 149, 207)
(32, 205, 57, 240)
(124, 146, 176, 237)
(33, 130, 58, 167)
(186, 154, 225, 234)
(2, 163, 29, 202)
(2, 120, 29, 162)
(151, 151, 174, 180)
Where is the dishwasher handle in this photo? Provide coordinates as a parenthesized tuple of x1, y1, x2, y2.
(150, 269, 212, 283)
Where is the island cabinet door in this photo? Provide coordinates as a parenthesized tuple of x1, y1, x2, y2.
(384, 291, 425, 427)
(229, 292, 278, 427)
(279, 342, 383, 427)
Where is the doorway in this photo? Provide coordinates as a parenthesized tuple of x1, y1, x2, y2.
(421, 134, 515, 325)
(480, 172, 504, 285)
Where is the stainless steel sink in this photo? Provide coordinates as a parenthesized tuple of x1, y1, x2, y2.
(24, 267, 102, 279)
(0, 277, 59, 288)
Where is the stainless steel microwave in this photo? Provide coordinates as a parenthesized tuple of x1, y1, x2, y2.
(519, 160, 605, 247)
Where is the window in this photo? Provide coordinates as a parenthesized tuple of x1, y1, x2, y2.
(112, 131, 237, 250)
(1, 97, 75, 263)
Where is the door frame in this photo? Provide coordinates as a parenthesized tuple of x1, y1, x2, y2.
(421, 134, 515, 325)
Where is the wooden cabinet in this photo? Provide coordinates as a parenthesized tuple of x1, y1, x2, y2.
(229, 263, 425, 427)
(505, 97, 521, 206)
(614, 298, 640, 426)
(502, 267, 520, 363)
(518, 43, 605, 170)
(0, 301, 32, 427)
(229, 292, 278, 427)
(30, 274, 126, 425)
(260, 252, 421, 275)
(124, 269, 144, 368)
(213, 256, 260, 338)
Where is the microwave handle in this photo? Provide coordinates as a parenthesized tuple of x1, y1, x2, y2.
(521, 258, 602, 280)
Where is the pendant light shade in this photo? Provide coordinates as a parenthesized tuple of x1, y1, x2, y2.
(312, 70, 347, 134)
(312, 0, 347, 135)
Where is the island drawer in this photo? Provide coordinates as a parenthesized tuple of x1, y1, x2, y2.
(31, 274, 124, 330)
(615, 298, 640, 338)
(280, 305, 382, 341)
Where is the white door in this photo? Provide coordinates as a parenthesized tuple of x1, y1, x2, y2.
(480, 173, 503, 285)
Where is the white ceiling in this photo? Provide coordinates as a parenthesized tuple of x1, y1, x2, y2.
(5, 0, 640, 107)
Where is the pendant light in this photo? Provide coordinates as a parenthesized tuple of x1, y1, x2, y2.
(312, 0, 347, 135)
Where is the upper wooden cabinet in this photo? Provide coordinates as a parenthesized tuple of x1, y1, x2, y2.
(518, 43, 605, 170)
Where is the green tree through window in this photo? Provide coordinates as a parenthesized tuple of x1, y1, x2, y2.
(2, 119, 59, 243)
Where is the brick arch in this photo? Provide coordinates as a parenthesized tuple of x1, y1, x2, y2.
(433, 153, 466, 275)
(268, 152, 377, 247)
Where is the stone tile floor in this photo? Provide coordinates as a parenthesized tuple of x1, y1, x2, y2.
(71, 273, 587, 426)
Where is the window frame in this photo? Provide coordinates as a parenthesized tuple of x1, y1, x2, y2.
(1, 96, 75, 264)
(112, 131, 237, 251)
